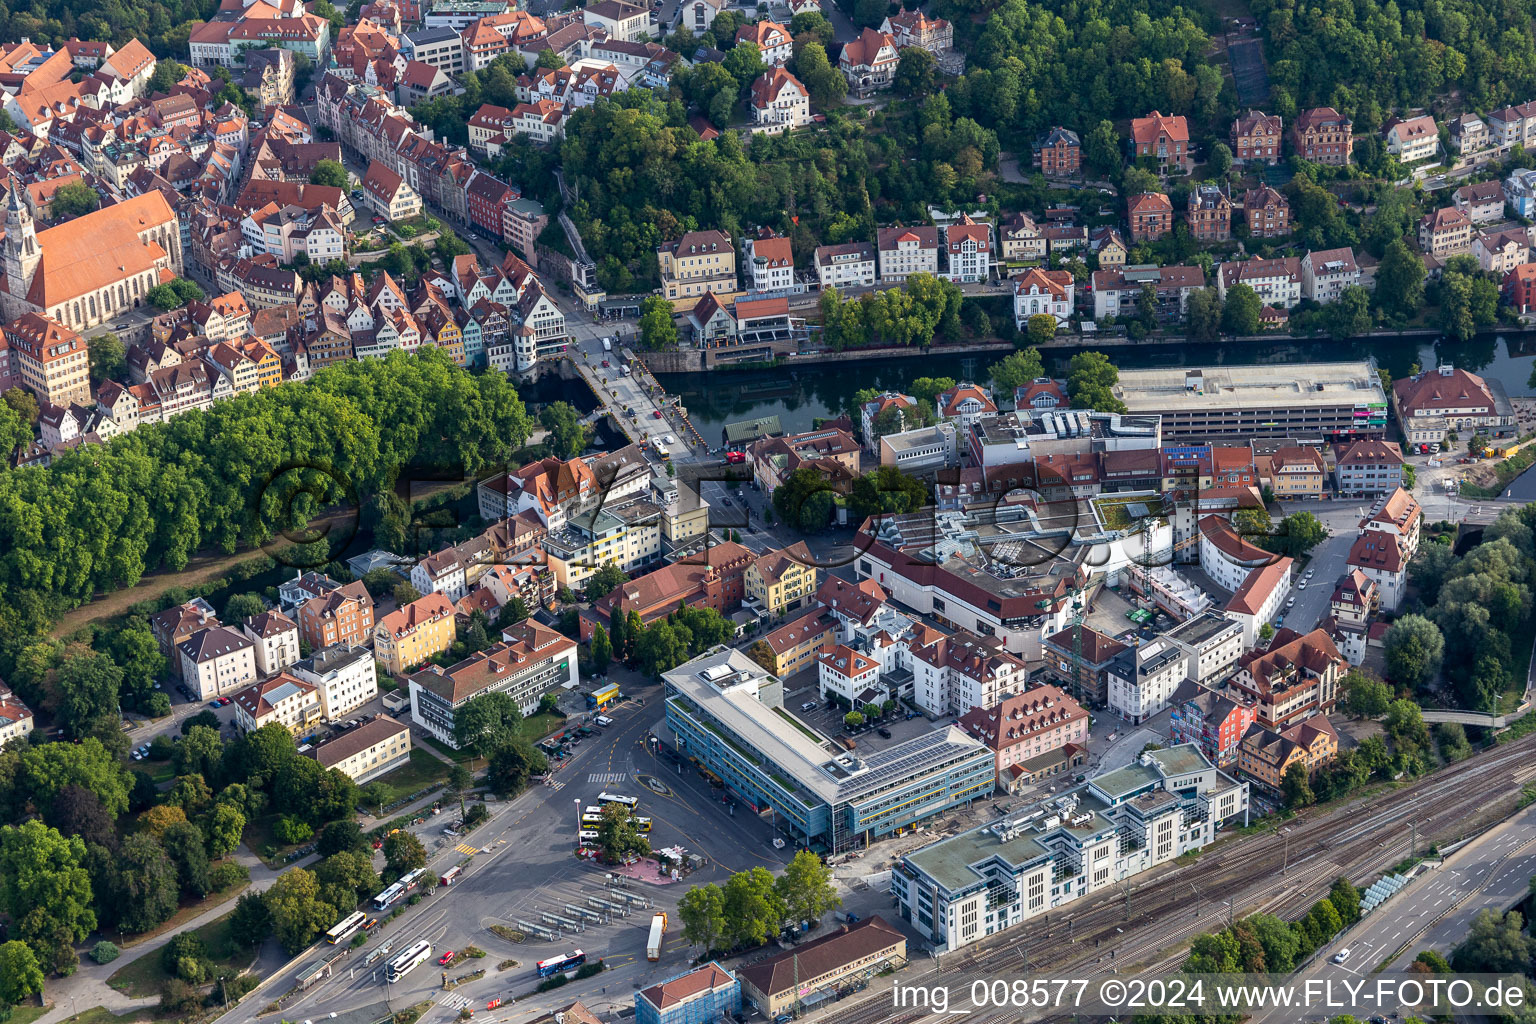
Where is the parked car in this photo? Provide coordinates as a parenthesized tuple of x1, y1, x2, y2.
(439, 950, 456, 965)
(877, 727, 892, 739)
(799, 702, 817, 711)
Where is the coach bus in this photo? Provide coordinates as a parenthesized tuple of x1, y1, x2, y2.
(386, 940, 434, 983)
(536, 950, 586, 977)
(326, 911, 367, 945)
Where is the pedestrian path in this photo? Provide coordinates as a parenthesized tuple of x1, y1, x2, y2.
(588, 772, 629, 784)
(436, 991, 474, 1012)
(454, 843, 480, 855)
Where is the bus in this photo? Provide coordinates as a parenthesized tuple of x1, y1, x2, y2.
(326, 911, 367, 945)
(633, 816, 652, 833)
(581, 813, 604, 826)
(372, 883, 406, 911)
(583, 806, 604, 816)
(597, 792, 639, 809)
(386, 940, 434, 983)
(577, 829, 600, 842)
(536, 950, 586, 977)
(399, 867, 427, 892)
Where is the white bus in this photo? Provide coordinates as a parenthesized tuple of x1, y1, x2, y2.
(577, 829, 600, 842)
(326, 911, 367, 945)
(372, 882, 406, 910)
(386, 940, 433, 983)
(583, 805, 604, 816)
(581, 813, 604, 827)
(597, 792, 639, 809)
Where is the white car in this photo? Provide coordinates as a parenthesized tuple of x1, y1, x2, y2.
(1332, 948, 1352, 964)
(662, 434, 676, 445)
(1298, 580, 1307, 589)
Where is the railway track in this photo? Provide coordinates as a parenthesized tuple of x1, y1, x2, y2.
(817, 730, 1536, 1024)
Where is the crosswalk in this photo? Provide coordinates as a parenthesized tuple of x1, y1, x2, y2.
(588, 772, 629, 784)
(437, 992, 473, 1012)
(454, 843, 480, 855)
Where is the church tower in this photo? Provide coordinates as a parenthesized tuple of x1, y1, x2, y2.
(2, 180, 40, 310)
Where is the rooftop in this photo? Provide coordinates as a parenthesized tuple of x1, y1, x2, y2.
(1114, 361, 1386, 413)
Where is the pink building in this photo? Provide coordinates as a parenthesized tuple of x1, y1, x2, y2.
(958, 684, 1090, 791)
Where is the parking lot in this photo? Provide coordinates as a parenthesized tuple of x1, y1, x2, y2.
(778, 670, 955, 752)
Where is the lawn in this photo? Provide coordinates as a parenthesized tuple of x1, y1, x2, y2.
(110, 908, 258, 998)
(9, 1004, 52, 1024)
(113, 878, 249, 948)
(55, 1009, 158, 1024)
(242, 813, 311, 867)
(422, 735, 478, 763)
(518, 710, 566, 741)
(369, 748, 451, 807)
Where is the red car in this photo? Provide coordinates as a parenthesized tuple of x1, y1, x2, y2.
(601, 360, 609, 368)
(652, 410, 662, 419)
(438, 950, 455, 965)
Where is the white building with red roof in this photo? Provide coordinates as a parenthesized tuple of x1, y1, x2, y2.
(1391, 364, 1516, 444)
(942, 215, 992, 283)
(838, 27, 897, 95)
(876, 224, 939, 283)
(749, 66, 809, 133)
(817, 644, 882, 705)
(935, 382, 997, 428)
(736, 19, 793, 65)
(1012, 267, 1073, 328)
(741, 230, 796, 294)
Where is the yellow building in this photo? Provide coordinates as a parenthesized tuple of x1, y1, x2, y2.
(309, 717, 412, 782)
(751, 607, 836, 678)
(231, 672, 322, 734)
(657, 229, 737, 301)
(244, 338, 283, 388)
(746, 542, 818, 617)
(373, 592, 458, 675)
(1237, 716, 1338, 793)
(1263, 446, 1326, 499)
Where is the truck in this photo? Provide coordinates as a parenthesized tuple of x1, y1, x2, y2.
(602, 337, 613, 352)
(586, 682, 620, 709)
(646, 912, 667, 961)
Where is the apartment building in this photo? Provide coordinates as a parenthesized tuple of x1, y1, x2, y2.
(290, 643, 379, 719)
(7, 312, 90, 406)
(373, 592, 458, 675)
(957, 684, 1089, 788)
(745, 542, 817, 617)
(1227, 627, 1343, 730)
(657, 230, 736, 301)
(1128, 192, 1172, 242)
(1186, 184, 1231, 242)
(1231, 109, 1283, 165)
(1300, 247, 1360, 304)
(295, 579, 375, 651)
(308, 718, 412, 782)
(1238, 715, 1338, 793)
(1294, 107, 1352, 165)
(1128, 111, 1191, 173)
(814, 241, 877, 289)
(1384, 115, 1438, 162)
(1333, 438, 1405, 496)
(232, 672, 321, 734)
(408, 620, 578, 745)
(1242, 185, 1291, 237)
(242, 610, 300, 678)
(1033, 126, 1081, 175)
(178, 626, 258, 699)
(876, 225, 939, 284)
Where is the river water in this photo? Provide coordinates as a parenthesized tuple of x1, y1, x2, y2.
(656, 334, 1536, 442)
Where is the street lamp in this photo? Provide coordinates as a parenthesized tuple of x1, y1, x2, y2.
(575, 797, 582, 834)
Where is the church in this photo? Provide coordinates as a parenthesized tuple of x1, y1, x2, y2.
(0, 184, 184, 331)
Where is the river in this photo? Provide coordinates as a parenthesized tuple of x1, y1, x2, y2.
(656, 334, 1536, 442)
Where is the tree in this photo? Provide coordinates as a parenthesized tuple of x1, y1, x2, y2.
(88, 332, 126, 385)
(1384, 615, 1444, 690)
(265, 869, 336, 954)
(595, 802, 650, 862)
(585, 561, 628, 601)
(534, 48, 566, 69)
(776, 850, 841, 927)
(1339, 670, 1392, 718)
(723, 866, 786, 948)
(310, 159, 348, 188)
(392, 581, 422, 607)
(50, 181, 99, 220)
(315, 850, 379, 913)
(105, 833, 180, 934)
(1435, 721, 1472, 762)
(1325, 285, 1374, 339)
(174, 724, 224, 780)
(0, 941, 44, 1006)
(1065, 351, 1126, 411)
(1222, 283, 1262, 335)
(540, 400, 590, 459)
(383, 830, 427, 880)
(844, 711, 864, 728)
(893, 47, 937, 97)
(1384, 699, 1432, 755)
(722, 41, 765, 90)
(1208, 142, 1233, 177)
(635, 621, 691, 677)
(1451, 909, 1536, 974)
(45, 785, 116, 851)
(1186, 286, 1222, 341)
(229, 890, 272, 948)
(1274, 511, 1326, 556)
(638, 296, 679, 350)
(1375, 238, 1426, 316)
(0, 820, 96, 972)
(317, 819, 368, 859)
(3, 386, 38, 426)
(793, 41, 845, 106)
(1019, 314, 1056, 347)
(848, 465, 929, 518)
(145, 278, 204, 310)
(162, 821, 214, 898)
(149, 59, 187, 94)
(484, 738, 545, 795)
(202, 802, 246, 858)
(1084, 120, 1121, 176)
(589, 624, 613, 673)
(677, 883, 727, 951)
(54, 650, 123, 738)
(1281, 761, 1314, 808)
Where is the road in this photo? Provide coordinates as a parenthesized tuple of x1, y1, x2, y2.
(808, 728, 1536, 1024)
(1253, 801, 1536, 1022)
(212, 685, 795, 1024)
